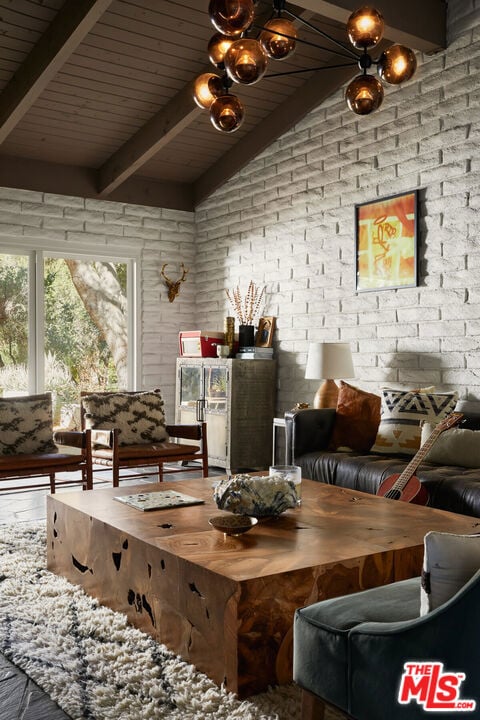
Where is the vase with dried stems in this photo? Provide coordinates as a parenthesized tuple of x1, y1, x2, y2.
(225, 281, 265, 348)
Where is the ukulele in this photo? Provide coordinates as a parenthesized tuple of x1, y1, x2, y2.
(377, 412, 464, 504)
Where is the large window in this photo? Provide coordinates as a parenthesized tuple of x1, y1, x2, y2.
(0, 250, 137, 426)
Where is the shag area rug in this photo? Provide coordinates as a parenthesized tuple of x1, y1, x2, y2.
(0, 523, 345, 720)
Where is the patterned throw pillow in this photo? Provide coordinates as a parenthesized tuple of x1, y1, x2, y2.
(371, 388, 458, 456)
(0, 393, 57, 456)
(329, 381, 381, 452)
(420, 531, 480, 615)
(82, 391, 169, 446)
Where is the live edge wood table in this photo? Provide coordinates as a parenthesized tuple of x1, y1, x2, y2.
(46, 478, 479, 699)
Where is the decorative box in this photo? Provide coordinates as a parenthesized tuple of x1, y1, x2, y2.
(178, 330, 225, 357)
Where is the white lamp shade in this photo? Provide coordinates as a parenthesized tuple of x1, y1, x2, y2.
(305, 342, 354, 380)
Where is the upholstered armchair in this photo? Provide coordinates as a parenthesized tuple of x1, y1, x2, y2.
(293, 532, 480, 720)
(80, 389, 208, 486)
(0, 392, 92, 493)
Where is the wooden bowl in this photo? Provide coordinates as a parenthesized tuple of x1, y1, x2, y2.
(208, 514, 258, 536)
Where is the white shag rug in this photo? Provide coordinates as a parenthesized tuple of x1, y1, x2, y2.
(0, 523, 346, 720)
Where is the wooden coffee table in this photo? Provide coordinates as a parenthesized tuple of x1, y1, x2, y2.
(46, 478, 479, 698)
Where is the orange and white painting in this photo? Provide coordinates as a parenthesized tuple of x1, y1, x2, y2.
(355, 191, 418, 291)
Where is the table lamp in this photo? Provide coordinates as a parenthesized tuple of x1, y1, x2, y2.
(305, 342, 355, 409)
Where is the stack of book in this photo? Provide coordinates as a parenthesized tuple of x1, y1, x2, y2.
(236, 346, 274, 360)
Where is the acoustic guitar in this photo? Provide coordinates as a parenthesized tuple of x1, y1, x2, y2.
(377, 412, 464, 504)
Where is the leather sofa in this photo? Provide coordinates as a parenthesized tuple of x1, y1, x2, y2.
(285, 400, 480, 518)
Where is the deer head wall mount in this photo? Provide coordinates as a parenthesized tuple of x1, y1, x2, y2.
(161, 262, 189, 302)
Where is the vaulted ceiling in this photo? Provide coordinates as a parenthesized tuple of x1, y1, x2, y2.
(0, 0, 446, 211)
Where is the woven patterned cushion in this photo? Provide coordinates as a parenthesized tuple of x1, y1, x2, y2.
(371, 389, 458, 456)
(0, 393, 57, 456)
(329, 381, 381, 452)
(420, 531, 480, 615)
(82, 391, 169, 447)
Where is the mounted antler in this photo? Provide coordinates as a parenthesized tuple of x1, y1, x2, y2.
(161, 262, 189, 302)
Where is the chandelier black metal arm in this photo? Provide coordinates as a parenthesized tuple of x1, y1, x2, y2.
(252, 20, 387, 73)
(251, 22, 358, 61)
(282, 7, 360, 60)
(193, 1, 418, 133)
(264, 62, 358, 79)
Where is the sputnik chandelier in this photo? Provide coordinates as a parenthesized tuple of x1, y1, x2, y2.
(193, 0, 417, 133)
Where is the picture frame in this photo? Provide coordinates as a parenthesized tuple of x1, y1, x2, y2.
(255, 316, 276, 347)
(355, 190, 419, 292)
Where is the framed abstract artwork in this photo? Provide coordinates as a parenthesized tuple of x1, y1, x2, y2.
(355, 190, 419, 292)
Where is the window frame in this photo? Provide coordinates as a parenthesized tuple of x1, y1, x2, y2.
(0, 241, 139, 394)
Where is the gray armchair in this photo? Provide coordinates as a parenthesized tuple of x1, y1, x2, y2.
(294, 569, 480, 720)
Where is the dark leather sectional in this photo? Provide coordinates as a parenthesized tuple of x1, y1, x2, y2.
(285, 401, 480, 519)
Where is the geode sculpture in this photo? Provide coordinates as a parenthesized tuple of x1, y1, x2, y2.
(214, 473, 298, 518)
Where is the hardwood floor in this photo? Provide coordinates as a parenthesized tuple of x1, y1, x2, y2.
(0, 464, 224, 525)
(0, 656, 70, 720)
(0, 464, 224, 719)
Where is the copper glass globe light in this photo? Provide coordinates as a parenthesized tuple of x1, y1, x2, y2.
(346, 73, 384, 115)
(208, 33, 235, 68)
(210, 93, 245, 132)
(260, 17, 297, 60)
(224, 38, 268, 85)
(209, 0, 255, 37)
(347, 6, 384, 49)
(193, 73, 224, 109)
(378, 44, 417, 84)
(200, 3, 417, 130)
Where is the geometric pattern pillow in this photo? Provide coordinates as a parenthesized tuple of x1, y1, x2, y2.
(0, 393, 57, 456)
(371, 389, 458, 456)
(420, 531, 480, 615)
(82, 391, 169, 447)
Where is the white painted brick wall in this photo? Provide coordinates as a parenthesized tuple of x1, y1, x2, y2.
(1, 4, 479, 430)
(195, 4, 480, 412)
(0, 189, 195, 419)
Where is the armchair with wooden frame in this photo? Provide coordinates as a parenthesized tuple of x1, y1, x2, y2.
(80, 389, 208, 487)
(0, 392, 92, 494)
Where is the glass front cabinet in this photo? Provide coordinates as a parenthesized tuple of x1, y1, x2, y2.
(175, 357, 276, 473)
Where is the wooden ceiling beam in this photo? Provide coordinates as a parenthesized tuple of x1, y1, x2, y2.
(0, 0, 115, 145)
(96, 3, 279, 198)
(96, 82, 201, 197)
(0, 154, 193, 211)
(292, 0, 446, 53)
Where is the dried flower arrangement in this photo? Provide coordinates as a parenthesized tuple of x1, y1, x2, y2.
(225, 281, 265, 326)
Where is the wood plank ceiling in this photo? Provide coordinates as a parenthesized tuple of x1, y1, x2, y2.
(0, 0, 446, 211)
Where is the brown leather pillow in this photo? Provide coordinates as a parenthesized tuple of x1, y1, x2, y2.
(329, 381, 381, 452)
